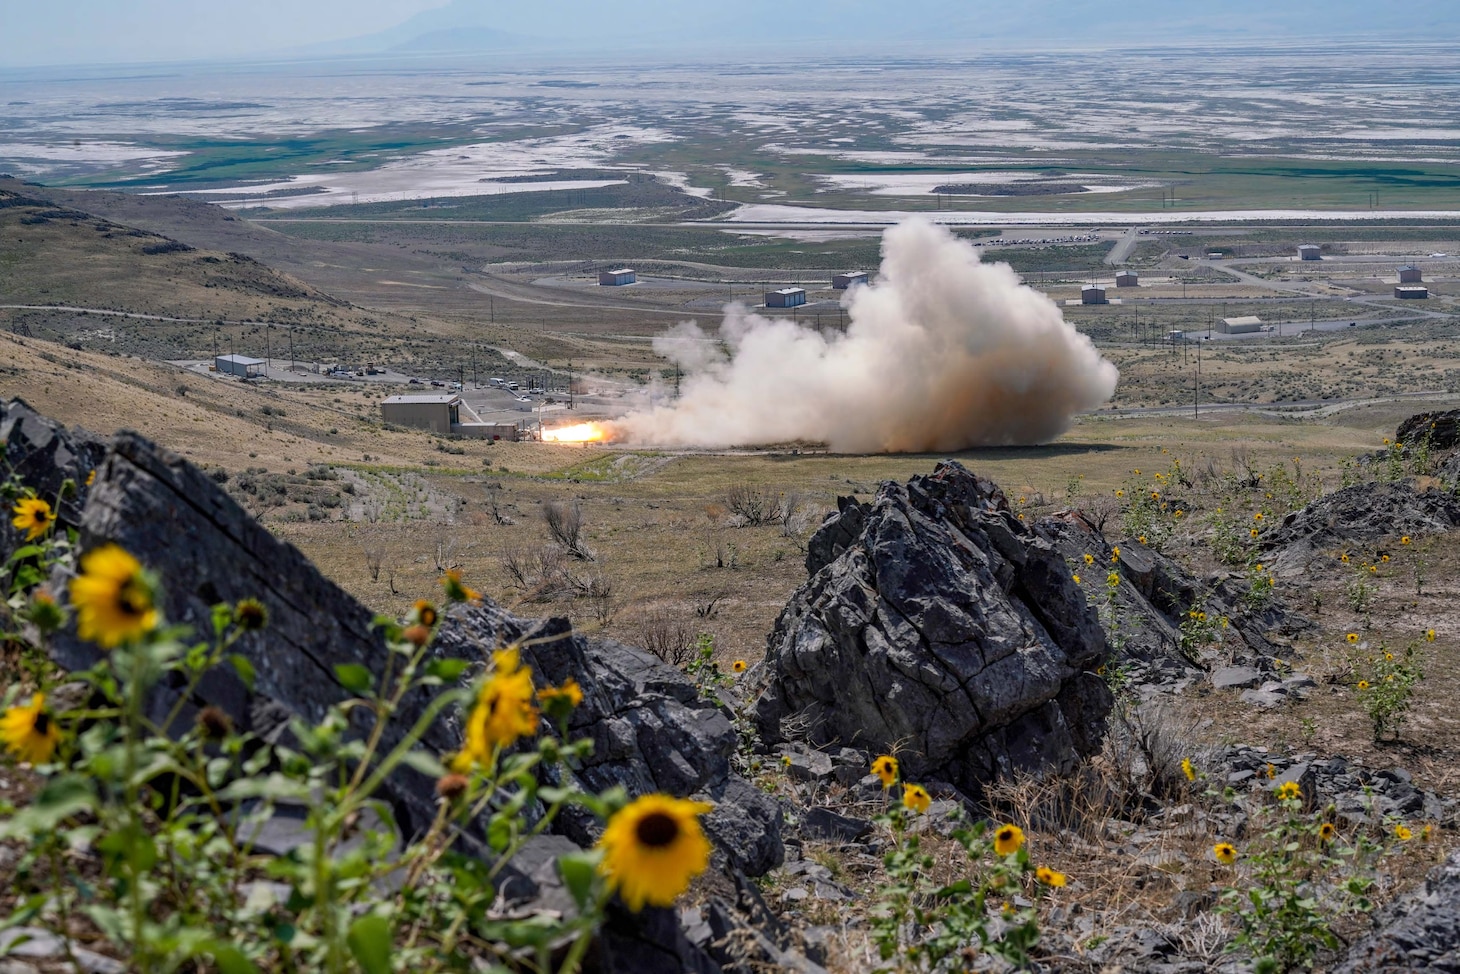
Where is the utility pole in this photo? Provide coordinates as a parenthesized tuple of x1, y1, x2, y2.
(265, 325, 271, 372)
(568, 360, 573, 409)
(1194, 338, 1201, 418)
(289, 327, 295, 371)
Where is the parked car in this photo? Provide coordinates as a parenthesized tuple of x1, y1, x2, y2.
(408, 378, 422, 385)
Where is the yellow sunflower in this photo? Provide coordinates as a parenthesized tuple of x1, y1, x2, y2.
(459, 647, 539, 766)
(538, 678, 584, 722)
(730, 659, 748, 673)
(1082, 553, 1094, 566)
(1346, 633, 1359, 644)
(871, 755, 899, 789)
(1276, 781, 1301, 801)
(1319, 822, 1337, 843)
(413, 599, 439, 628)
(1427, 629, 1437, 642)
(1, 693, 61, 765)
(1395, 824, 1413, 842)
(69, 545, 158, 648)
(441, 569, 481, 604)
(11, 498, 55, 542)
(1357, 680, 1371, 690)
(902, 783, 931, 814)
(1214, 842, 1238, 865)
(993, 823, 1025, 856)
(1035, 865, 1067, 887)
(597, 793, 713, 912)
(1181, 757, 1196, 782)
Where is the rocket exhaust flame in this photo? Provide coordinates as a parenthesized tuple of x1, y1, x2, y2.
(542, 422, 614, 443)
(612, 218, 1118, 452)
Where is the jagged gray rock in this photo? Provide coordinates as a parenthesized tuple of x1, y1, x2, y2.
(5, 400, 782, 973)
(1333, 850, 1460, 973)
(754, 461, 1112, 797)
(1397, 409, 1460, 450)
(1262, 481, 1460, 573)
(0, 398, 108, 550)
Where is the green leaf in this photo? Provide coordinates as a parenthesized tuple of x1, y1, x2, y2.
(229, 654, 257, 691)
(397, 750, 447, 779)
(557, 850, 599, 909)
(208, 944, 260, 974)
(0, 775, 96, 839)
(487, 812, 513, 853)
(334, 663, 374, 695)
(346, 914, 392, 974)
(426, 658, 471, 681)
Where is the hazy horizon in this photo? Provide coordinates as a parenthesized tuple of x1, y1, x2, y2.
(7, 0, 1460, 70)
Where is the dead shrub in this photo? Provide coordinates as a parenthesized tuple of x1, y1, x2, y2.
(632, 602, 698, 667)
(724, 484, 778, 527)
(543, 500, 593, 560)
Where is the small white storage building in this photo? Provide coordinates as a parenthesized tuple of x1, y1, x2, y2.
(766, 287, 807, 308)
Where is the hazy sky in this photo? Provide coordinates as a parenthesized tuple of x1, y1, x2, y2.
(2, 1, 444, 67)
(6, 0, 1458, 69)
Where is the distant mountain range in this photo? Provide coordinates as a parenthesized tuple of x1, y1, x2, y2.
(311, 0, 1460, 56)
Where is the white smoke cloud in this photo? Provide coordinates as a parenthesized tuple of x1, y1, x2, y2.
(613, 217, 1118, 452)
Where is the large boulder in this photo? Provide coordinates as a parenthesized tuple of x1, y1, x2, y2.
(1261, 481, 1460, 574)
(1397, 409, 1460, 450)
(754, 461, 1112, 796)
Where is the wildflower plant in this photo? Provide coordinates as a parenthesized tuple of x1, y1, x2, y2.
(1215, 787, 1384, 973)
(869, 796, 1047, 972)
(0, 525, 711, 972)
(1354, 636, 1426, 741)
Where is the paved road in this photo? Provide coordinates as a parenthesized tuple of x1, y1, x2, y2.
(1105, 227, 1142, 265)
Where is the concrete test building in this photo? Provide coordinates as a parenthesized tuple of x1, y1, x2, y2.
(766, 287, 807, 308)
(833, 271, 868, 289)
(380, 394, 519, 440)
(215, 354, 265, 378)
(1115, 271, 1139, 287)
(1081, 285, 1108, 305)
(1396, 286, 1429, 299)
(598, 268, 636, 286)
(1398, 265, 1423, 284)
(1298, 245, 1322, 261)
(1218, 315, 1263, 334)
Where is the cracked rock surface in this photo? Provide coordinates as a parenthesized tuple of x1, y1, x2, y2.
(754, 460, 1112, 796)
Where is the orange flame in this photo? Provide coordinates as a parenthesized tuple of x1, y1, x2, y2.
(542, 422, 611, 443)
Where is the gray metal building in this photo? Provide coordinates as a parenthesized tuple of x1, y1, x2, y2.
(215, 354, 265, 378)
(833, 272, 868, 290)
(1081, 285, 1107, 305)
(1398, 265, 1423, 284)
(381, 394, 460, 434)
(1115, 271, 1139, 287)
(1396, 286, 1429, 299)
(599, 268, 636, 286)
(1298, 245, 1322, 261)
(766, 287, 807, 308)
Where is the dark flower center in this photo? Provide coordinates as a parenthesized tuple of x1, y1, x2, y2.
(33, 712, 51, 736)
(35, 508, 50, 525)
(117, 579, 150, 618)
(635, 811, 680, 848)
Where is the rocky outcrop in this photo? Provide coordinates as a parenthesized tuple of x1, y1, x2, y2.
(2, 399, 786, 973)
(0, 398, 107, 542)
(1261, 481, 1460, 573)
(1333, 850, 1460, 973)
(1397, 409, 1460, 450)
(754, 461, 1112, 797)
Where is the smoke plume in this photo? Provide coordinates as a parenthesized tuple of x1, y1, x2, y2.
(614, 218, 1118, 452)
